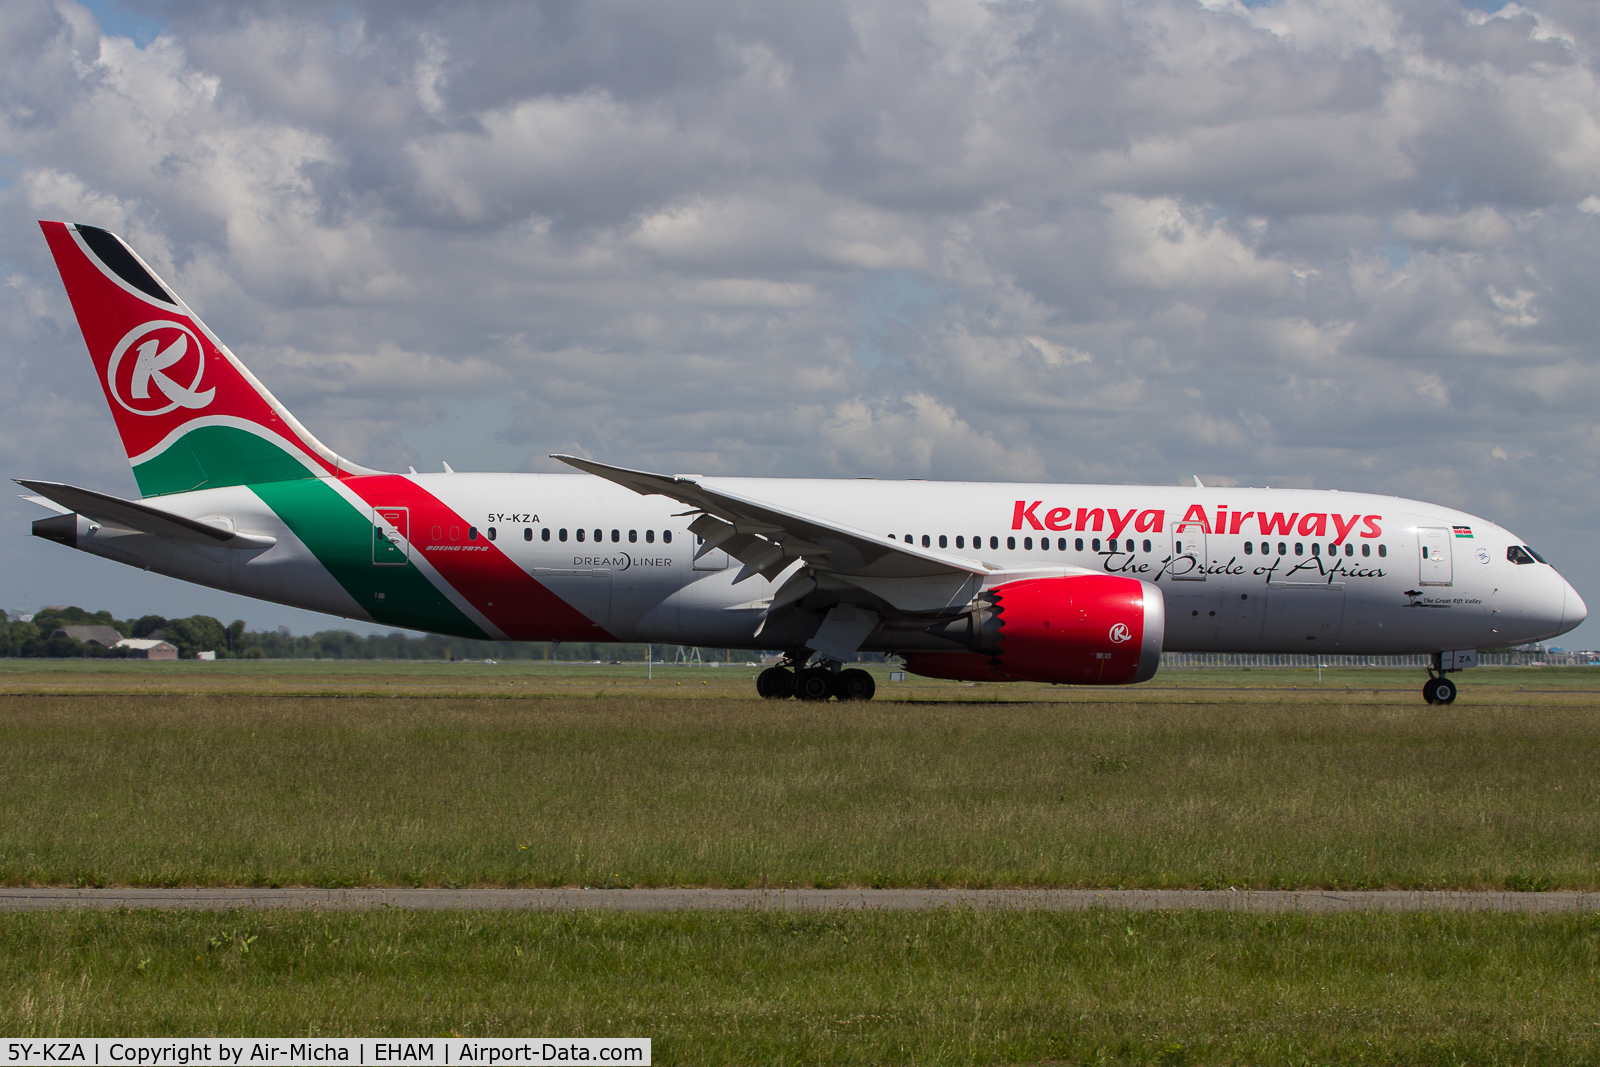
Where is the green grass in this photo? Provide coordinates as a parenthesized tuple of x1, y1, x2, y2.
(3, 908, 1598, 1063)
(3, 657, 1599, 702)
(3, 692, 1598, 889)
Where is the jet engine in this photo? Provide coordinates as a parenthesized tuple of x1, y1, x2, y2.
(905, 574, 1164, 686)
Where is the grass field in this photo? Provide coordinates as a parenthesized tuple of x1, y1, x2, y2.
(4, 662, 1599, 1061)
(3, 907, 1598, 1064)
(5, 657, 1600, 698)
(1, 662, 1598, 889)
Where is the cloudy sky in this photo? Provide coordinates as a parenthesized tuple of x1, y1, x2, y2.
(3, 0, 1600, 647)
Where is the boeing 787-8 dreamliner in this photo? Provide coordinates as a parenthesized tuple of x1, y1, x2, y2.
(20, 222, 1586, 704)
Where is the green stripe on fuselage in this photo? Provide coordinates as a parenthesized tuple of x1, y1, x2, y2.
(250, 476, 489, 640)
(134, 425, 317, 497)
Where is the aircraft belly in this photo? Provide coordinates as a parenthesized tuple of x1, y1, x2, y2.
(631, 570, 774, 646)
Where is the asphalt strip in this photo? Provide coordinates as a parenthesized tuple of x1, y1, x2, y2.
(0, 888, 1596, 913)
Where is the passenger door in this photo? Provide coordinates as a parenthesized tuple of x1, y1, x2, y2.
(372, 507, 409, 566)
(1418, 527, 1453, 586)
(1168, 522, 1207, 581)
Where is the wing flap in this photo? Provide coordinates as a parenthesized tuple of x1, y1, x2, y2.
(553, 455, 989, 580)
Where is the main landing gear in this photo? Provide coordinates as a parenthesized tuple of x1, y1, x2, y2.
(1423, 674, 1458, 705)
(756, 653, 876, 701)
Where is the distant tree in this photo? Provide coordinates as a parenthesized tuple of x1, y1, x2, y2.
(162, 616, 226, 658)
(131, 615, 169, 639)
(8, 621, 40, 657)
(226, 620, 246, 654)
(45, 633, 83, 658)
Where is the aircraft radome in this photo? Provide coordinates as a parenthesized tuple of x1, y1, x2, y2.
(20, 221, 1587, 704)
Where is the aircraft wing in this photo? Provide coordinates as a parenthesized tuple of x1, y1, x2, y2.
(552, 455, 992, 584)
(16, 479, 276, 549)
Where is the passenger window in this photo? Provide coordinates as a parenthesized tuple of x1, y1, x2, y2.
(594, 529, 602, 542)
(990, 536, 999, 549)
(450, 526, 460, 541)
(922, 535, 931, 548)
(646, 529, 655, 543)
(576, 528, 585, 542)
(1126, 539, 1135, 552)
(431, 525, 442, 541)
(1245, 541, 1253, 554)
(629, 530, 637, 543)
(487, 527, 496, 541)
(1142, 539, 1151, 553)
(539, 528, 548, 542)
(1007, 536, 1016, 550)
(955, 536, 964, 549)
(1092, 538, 1101, 551)
(612, 530, 620, 543)
(559, 529, 568, 542)
(1361, 543, 1369, 557)
(1041, 539, 1050, 554)
(1344, 543, 1353, 556)
(1277, 542, 1286, 555)
(1023, 537, 1032, 550)
(1311, 543, 1319, 556)
(1076, 538, 1084, 551)
(525, 528, 533, 541)
(468, 526, 478, 541)
(1378, 544, 1386, 557)
(1294, 543, 1302, 555)
(905, 535, 913, 543)
(663, 531, 672, 544)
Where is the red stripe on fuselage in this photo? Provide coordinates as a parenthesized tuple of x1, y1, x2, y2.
(340, 474, 615, 642)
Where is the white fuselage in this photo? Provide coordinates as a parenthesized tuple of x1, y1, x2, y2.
(72, 473, 1584, 655)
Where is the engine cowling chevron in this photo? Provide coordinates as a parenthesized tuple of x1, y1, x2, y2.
(906, 575, 1164, 685)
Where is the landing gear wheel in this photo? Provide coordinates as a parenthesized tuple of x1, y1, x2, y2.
(793, 667, 835, 702)
(1423, 676, 1458, 705)
(836, 668, 876, 701)
(756, 667, 794, 699)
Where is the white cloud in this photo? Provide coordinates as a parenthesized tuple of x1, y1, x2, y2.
(1, 0, 1600, 641)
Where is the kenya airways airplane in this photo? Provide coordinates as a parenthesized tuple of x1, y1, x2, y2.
(20, 222, 1587, 705)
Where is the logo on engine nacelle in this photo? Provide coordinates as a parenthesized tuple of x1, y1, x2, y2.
(1108, 623, 1132, 644)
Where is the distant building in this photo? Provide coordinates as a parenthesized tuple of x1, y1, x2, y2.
(52, 625, 124, 648)
(114, 638, 178, 661)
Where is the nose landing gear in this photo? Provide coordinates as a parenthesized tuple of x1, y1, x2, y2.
(754, 653, 877, 701)
(1423, 651, 1462, 705)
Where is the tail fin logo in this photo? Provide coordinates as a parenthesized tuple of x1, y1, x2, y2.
(107, 321, 215, 415)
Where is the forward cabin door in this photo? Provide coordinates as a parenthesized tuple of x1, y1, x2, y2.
(1418, 527, 1453, 586)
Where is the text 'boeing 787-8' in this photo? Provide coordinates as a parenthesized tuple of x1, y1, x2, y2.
(20, 221, 1586, 704)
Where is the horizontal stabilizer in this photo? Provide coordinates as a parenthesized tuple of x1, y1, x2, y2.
(15, 479, 276, 549)
(19, 494, 70, 515)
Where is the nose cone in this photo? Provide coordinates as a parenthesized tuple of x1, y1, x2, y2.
(1563, 579, 1588, 633)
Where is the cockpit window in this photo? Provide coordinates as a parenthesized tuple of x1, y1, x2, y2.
(1507, 545, 1538, 565)
(1525, 545, 1547, 564)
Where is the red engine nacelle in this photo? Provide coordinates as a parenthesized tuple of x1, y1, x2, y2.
(904, 574, 1164, 686)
